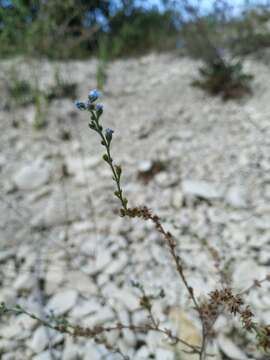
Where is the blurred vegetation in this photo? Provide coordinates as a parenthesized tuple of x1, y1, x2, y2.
(1, 1, 269, 100)
(1, 0, 270, 61)
(192, 58, 253, 100)
(0, 0, 177, 59)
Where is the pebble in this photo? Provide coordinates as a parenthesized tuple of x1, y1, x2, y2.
(62, 343, 80, 360)
(83, 343, 102, 360)
(182, 179, 223, 200)
(71, 299, 101, 318)
(46, 289, 78, 315)
(32, 351, 53, 360)
(29, 326, 49, 354)
(13, 273, 34, 292)
(13, 160, 50, 190)
(218, 335, 248, 360)
(225, 185, 248, 208)
(104, 252, 128, 275)
(82, 250, 111, 275)
(156, 348, 174, 360)
(232, 260, 267, 290)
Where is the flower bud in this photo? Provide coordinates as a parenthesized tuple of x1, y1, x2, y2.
(105, 128, 114, 143)
(75, 100, 86, 111)
(88, 89, 100, 102)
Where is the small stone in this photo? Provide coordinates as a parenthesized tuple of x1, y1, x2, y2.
(122, 328, 136, 347)
(32, 196, 66, 227)
(32, 351, 52, 360)
(112, 289, 138, 312)
(14, 273, 34, 292)
(225, 185, 248, 208)
(155, 172, 178, 187)
(72, 221, 94, 235)
(105, 253, 128, 275)
(45, 266, 65, 295)
(66, 271, 98, 294)
(71, 299, 101, 318)
(232, 260, 267, 290)
(138, 160, 152, 172)
(83, 343, 102, 360)
(218, 335, 247, 360)
(171, 190, 183, 209)
(83, 307, 115, 327)
(46, 290, 78, 315)
(29, 327, 48, 354)
(182, 180, 223, 200)
(156, 348, 174, 360)
(82, 251, 111, 275)
(15, 314, 37, 331)
(0, 250, 15, 263)
(62, 343, 80, 360)
(13, 160, 50, 190)
(0, 339, 14, 353)
(134, 346, 152, 359)
(0, 323, 22, 339)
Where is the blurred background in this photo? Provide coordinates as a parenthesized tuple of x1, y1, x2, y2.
(1, 0, 270, 60)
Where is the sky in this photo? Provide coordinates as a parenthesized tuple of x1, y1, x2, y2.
(137, 0, 269, 12)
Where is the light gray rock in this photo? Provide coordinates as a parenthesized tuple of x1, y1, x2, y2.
(138, 160, 152, 172)
(156, 348, 174, 360)
(62, 343, 80, 360)
(32, 351, 52, 360)
(232, 260, 267, 290)
(1, 353, 17, 360)
(83, 343, 102, 360)
(45, 266, 65, 295)
(82, 250, 111, 275)
(32, 196, 67, 227)
(182, 180, 223, 200)
(46, 289, 78, 315)
(171, 190, 183, 209)
(122, 328, 136, 347)
(112, 289, 138, 312)
(66, 271, 98, 294)
(29, 327, 48, 354)
(15, 314, 37, 331)
(218, 335, 247, 360)
(0, 323, 23, 339)
(104, 252, 128, 275)
(13, 160, 50, 190)
(83, 307, 115, 327)
(14, 273, 34, 292)
(134, 346, 152, 359)
(71, 299, 101, 319)
(0, 250, 15, 263)
(225, 185, 248, 208)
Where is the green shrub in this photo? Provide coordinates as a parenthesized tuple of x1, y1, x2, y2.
(192, 58, 253, 100)
(176, 1, 254, 100)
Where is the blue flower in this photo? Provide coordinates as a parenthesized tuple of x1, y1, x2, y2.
(88, 89, 101, 102)
(105, 128, 114, 143)
(105, 128, 114, 137)
(96, 103, 103, 111)
(75, 100, 86, 111)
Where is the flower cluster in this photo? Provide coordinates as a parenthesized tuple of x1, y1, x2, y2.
(75, 90, 128, 212)
(75, 89, 103, 114)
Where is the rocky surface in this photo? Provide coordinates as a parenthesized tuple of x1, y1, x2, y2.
(0, 53, 270, 359)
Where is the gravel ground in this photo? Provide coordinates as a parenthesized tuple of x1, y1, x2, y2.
(0, 53, 270, 360)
